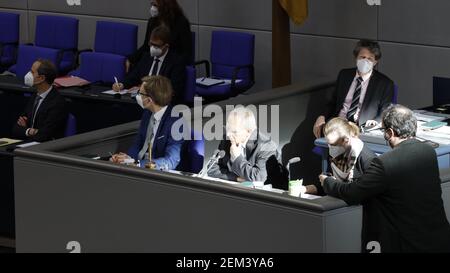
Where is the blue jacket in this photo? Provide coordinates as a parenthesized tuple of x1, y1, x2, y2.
(128, 107, 183, 170)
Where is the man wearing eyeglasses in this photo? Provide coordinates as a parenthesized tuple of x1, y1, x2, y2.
(320, 104, 450, 253)
(111, 76, 183, 170)
(112, 25, 185, 105)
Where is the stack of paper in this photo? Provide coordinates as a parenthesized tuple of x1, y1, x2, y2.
(0, 138, 22, 147)
(54, 76, 90, 87)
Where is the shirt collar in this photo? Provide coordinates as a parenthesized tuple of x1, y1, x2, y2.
(153, 105, 168, 122)
(38, 86, 53, 100)
(355, 70, 373, 82)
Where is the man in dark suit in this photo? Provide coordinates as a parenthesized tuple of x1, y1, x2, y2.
(113, 25, 185, 105)
(12, 59, 67, 142)
(320, 105, 450, 253)
(207, 107, 279, 182)
(111, 75, 183, 170)
(313, 40, 394, 138)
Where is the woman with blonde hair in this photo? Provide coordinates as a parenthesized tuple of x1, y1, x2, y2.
(306, 117, 376, 195)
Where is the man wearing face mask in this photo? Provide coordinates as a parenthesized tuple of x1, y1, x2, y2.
(111, 76, 183, 170)
(12, 59, 68, 142)
(113, 25, 185, 105)
(127, 0, 192, 69)
(320, 105, 450, 253)
(313, 40, 394, 138)
(207, 107, 279, 182)
(305, 117, 376, 195)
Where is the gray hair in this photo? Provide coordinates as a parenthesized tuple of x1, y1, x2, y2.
(226, 106, 257, 132)
(382, 104, 417, 138)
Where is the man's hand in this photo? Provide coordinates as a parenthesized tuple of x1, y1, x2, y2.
(230, 142, 241, 161)
(319, 174, 329, 186)
(313, 116, 326, 138)
(125, 59, 131, 73)
(110, 152, 131, 163)
(17, 116, 28, 128)
(112, 82, 124, 92)
(365, 120, 378, 128)
(28, 128, 39, 136)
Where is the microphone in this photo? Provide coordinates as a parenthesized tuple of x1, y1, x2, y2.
(198, 150, 225, 178)
(286, 157, 301, 181)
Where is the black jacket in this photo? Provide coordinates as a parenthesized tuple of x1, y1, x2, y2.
(324, 139, 450, 253)
(128, 16, 192, 66)
(314, 144, 376, 196)
(208, 132, 279, 182)
(324, 68, 394, 126)
(12, 87, 68, 142)
(123, 50, 186, 105)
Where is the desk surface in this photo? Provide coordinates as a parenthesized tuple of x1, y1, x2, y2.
(0, 75, 137, 105)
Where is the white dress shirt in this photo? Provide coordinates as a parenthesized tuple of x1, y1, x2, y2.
(339, 70, 373, 122)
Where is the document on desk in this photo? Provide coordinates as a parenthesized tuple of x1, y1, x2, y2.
(0, 138, 22, 147)
(414, 111, 448, 122)
(102, 90, 129, 95)
(16, 142, 40, 148)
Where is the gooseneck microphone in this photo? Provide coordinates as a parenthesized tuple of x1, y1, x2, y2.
(198, 150, 226, 178)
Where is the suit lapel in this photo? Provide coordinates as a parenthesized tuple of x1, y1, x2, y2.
(338, 69, 356, 108)
(360, 71, 379, 119)
(33, 88, 56, 126)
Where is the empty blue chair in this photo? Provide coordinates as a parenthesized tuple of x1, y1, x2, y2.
(9, 15, 79, 75)
(71, 52, 126, 84)
(177, 130, 204, 174)
(184, 65, 196, 106)
(64, 113, 77, 137)
(0, 12, 20, 71)
(70, 21, 137, 85)
(392, 84, 399, 104)
(195, 31, 255, 99)
(14, 45, 60, 79)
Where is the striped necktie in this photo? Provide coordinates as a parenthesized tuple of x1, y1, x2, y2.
(346, 77, 363, 123)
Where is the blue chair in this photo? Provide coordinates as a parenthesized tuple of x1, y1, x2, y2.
(0, 12, 20, 71)
(70, 21, 137, 85)
(13, 45, 60, 79)
(184, 65, 196, 106)
(195, 31, 255, 100)
(64, 113, 77, 137)
(9, 15, 79, 75)
(392, 84, 399, 104)
(177, 130, 204, 174)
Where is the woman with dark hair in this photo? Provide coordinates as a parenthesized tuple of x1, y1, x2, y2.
(128, 0, 192, 69)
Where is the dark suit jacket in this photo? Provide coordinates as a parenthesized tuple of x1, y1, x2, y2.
(123, 50, 186, 105)
(127, 106, 183, 170)
(12, 87, 68, 142)
(207, 132, 279, 182)
(128, 16, 192, 66)
(324, 68, 394, 126)
(313, 144, 376, 196)
(324, 139, 450, 253)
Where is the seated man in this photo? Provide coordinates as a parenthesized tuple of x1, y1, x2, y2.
(12, 59, 68, 142)
(313, 39, 395, 138)
(207, 107, 279, 182)
(111, 75, 183, 170)
(113, 25, 185, 105)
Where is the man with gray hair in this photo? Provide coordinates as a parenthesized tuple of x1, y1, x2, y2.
(207, 106, 279, 182)
(320, 104, 450, 252)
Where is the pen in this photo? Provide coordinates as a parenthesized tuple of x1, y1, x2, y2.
(114, 76, 119, 85)
(201, 77, 206, 82)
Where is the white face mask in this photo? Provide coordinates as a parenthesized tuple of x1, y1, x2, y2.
(150, 46, 163, 57)
(136, 94, 145, 109)
(150, 5, 159, 18)
(357, 58, 374, 75)
(328, 145, 346, 158)
(24, 71, 34, 87)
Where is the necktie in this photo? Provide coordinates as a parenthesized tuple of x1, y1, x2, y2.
(346, 77, 363, 123)
(31, 95, 42, 127)
(150, 58, 160, 76)
(138, 115, 157, 160)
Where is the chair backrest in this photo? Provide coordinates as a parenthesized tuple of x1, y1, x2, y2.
(392, 84, 399, 104)
(0, 12, 20, 44)
(184, 65, 196, 106)
(15, 45, 59, 78)
(210, 31, 255, 80)
(177, 130, 204, 174)
(64, 113, 77, 137)
(35, 15, 79, 50)
(78, 51, 126, 84)
(95, 21, 138, 57)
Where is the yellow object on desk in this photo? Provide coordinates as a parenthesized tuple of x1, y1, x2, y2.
(0, 138, 22, 147)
